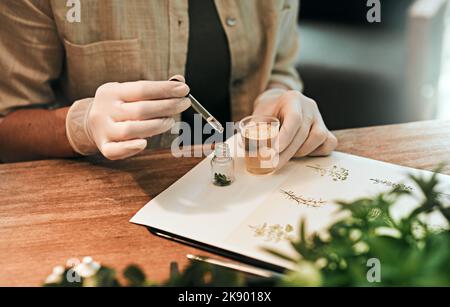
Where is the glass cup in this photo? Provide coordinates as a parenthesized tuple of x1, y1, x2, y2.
(239, 115, 280, 175)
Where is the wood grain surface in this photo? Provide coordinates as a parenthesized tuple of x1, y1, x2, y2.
(0, 120, 449, 286)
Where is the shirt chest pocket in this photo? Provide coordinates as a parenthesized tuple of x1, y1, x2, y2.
(63, 38, 142, 100)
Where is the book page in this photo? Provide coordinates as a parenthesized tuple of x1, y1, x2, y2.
(131, 137, 450, 269)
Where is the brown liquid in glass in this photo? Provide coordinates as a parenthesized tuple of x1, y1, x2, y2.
(243, 122, 279, 175)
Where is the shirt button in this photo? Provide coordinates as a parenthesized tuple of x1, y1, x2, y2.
(226, 17, 237, 27)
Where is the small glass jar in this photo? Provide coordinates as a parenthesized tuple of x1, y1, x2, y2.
(211, 143, 235, 186)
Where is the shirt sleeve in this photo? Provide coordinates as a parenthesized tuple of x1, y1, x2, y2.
(0, 0, 63, 115)
(269, 0, 303, 92)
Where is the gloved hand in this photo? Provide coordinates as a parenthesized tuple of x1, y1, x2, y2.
(253, 89, 338, 170)
(66, 76, 190, 160)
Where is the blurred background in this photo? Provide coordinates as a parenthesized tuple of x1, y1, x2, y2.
(296, 0, 450, 130)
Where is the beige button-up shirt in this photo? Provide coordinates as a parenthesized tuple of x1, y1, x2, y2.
(0, 0, 302, 133)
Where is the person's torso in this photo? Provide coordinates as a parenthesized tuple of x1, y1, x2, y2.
(50, 0, 295, 121)
(183, 0, 231, 142)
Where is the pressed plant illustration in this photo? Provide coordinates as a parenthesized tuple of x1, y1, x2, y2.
(306, 164, 349, 181)
(281, 190, 326, 208)
(369, 178, 449, 203)
(249, 223, 294, 243)
(370, 178, 414, 192)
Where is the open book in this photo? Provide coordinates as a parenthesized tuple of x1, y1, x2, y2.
(131, 137, 450, 270)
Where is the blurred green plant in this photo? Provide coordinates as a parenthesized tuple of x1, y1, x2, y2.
(45, 171, 450, 287)
(267, 171, 450, 286)
(44, 259, 247, 287)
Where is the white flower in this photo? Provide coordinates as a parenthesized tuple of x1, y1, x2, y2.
(45, 273, 63, 284)
(315, 258, 328, 269)
(353, 241, 370, 254)
(319, 231, 331, 242)
(45, 266, 65, 284)
(53, 265, 65, 275)
(349, 229, 362, 242)
(374, 227, 401, 238)
(73, 256, 101, 278)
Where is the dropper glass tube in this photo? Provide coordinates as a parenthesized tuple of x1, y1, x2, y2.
(188, 94, 224, 133)
(169, 77, 224, 134)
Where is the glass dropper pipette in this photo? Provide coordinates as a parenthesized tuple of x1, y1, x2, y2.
(187, 93, 224, 134)
(169, 77, 224, 134)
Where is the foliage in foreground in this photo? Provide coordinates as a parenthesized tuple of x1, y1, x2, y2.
(45, 172, 450, 287)
(271, 171, 450, 286)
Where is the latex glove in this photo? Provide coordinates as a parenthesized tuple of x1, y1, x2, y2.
(253, 89, 338, 169)
(66, 76, 190, 160)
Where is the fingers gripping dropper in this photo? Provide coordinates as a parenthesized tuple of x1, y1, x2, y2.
(170, 78, 225, 134)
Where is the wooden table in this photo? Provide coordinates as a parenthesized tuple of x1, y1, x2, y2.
(1, 120, 449, 286)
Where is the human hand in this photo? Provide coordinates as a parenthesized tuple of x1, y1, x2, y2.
(252, 89, 337, 169)
(66, 76, 190, 160)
